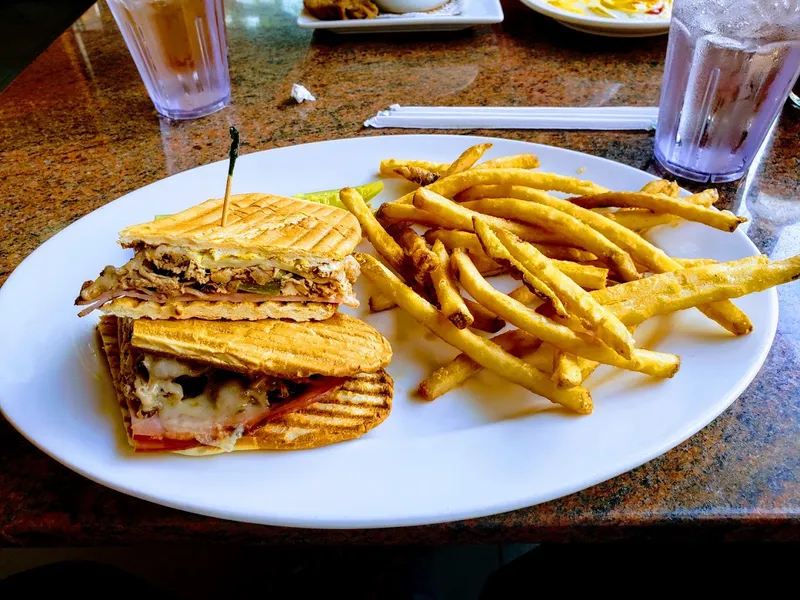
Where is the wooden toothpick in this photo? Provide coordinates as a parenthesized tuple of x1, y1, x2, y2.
(220, 126, 240, 227)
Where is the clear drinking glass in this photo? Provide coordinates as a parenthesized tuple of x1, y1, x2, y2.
(106, 0, 231, 120)
(654, 0, 800, 183)
(790, 77, 800, 107)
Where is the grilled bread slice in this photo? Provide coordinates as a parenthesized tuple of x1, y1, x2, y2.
(97, 316, 393, 453)
(101, 296, 338, 322)
(178, 370, 393, 454)
(119, 193, 361, 261)
(130, 312, 392, 379)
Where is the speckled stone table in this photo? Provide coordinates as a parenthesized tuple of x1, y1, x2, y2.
(1, 0, 798, 545)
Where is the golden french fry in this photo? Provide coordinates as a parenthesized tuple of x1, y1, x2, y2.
(423, 229, 599, 267)
(603, 210, 679, 231)
(571, 192, 746, 233)
(508, 285, 541, 306)
(378, 203, 465, 230)
(470, 222, 568, 318)
(443, 253, 798, 390)
(476, 154, 540, 170)
(465, 197, 640, 282)
(463, 299, 506, 333)
(639, 179, 675, 196)
(430, 241, 473, 329)
(369, 293, 397, 313)
(552, 261, 608, 290)
(553, 351, 584, 388)
(340, 187, 405, 271)
(356, 252, 592, 413)
(418, 330, 545, 401)
(394, 226, 439, 274)
(673, 257, 716, 268)
(396, 168, 609, 204)
(444, 143, 493, 176)
(393, 166, 440, 187)
(410, 189, 563, 245)
(451, 250, 681, 378)
(452, 184, 752, 335)
(492, 225, 636, 360)
(380, 159, 449, 177)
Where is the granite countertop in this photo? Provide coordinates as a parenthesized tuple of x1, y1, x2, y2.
(1, 0, 798, 545)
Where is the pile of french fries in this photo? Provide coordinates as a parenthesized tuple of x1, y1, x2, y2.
(339, 143, 800, 415)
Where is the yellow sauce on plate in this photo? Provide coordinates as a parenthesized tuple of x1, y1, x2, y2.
(547, 0, 671, 19)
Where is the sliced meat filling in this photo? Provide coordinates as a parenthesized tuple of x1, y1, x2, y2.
(76, 245, 360, 309)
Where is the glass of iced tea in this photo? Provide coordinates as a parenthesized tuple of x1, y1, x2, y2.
(107, 0, 230, 120)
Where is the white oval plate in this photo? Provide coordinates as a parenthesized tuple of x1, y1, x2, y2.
(0, 135, 775, 528)
(519, 0, 671, 37)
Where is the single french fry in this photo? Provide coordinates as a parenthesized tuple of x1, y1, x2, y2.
(369, 293, 397, 313)
(470, 222, 568, 318)
(418, 329, 545, 401)
(380, 159, 449, 177)
(378, 203, 466, 230)
(451, 250, 681, 378)
(394, 226, 439, 274)
(356, 252, 592, 413)
(476, 154, 540, 170)
(394, 166, 440, 187)
(340, 187, 405, 271)
(410, 189, 563, 245)
(553, 351, 584, 388)
(463, 299, 506, 333)
(492, 225, 636, 360)
(570, 191, 746, 232)
(604, 210, 679, 231)
(508, 285, 541, 306)
(430, 241, 473, 329)
(465, 197, 640, 281)
(452, 184, 752, 335)
(444, 143, 493, 176)
(673, 257, 716, 268)
(424, 229, 600, 268)
(640, 179, 675, 196)
(395, 168, 609, 204)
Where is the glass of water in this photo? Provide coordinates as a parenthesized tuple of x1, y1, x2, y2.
(654, 0, 800, 183)
(107, 0, 231, 120)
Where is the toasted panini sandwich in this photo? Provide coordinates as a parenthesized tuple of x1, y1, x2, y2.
(77, 194, 362, 321)
(97, 313, 393, 454)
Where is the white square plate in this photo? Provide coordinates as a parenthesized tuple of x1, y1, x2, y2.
(297, 0, 503, 33)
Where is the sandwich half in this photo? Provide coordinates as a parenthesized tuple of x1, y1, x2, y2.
(77, 194, 362, 321)
(97, 313, 393, 454)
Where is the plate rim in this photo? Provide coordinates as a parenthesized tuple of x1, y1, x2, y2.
(296, 0, 504, 30)
(0, 133, 777, 528)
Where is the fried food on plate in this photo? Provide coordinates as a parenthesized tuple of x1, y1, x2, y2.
(304, 0, 378, 20)
(76, 194, 361, 321)
(490, 225, 636, 360)
(451, 249, 680, 377)
(456, 183, 751, 335)
(356, 252, 593, 414)
(430, 241, 473, 329)
(431, 254, 800, 396)
(340, 186, 405, 271)
(464, 197, 640, 282)
(472, 217, 568, 317)
(98, 313, 392, 454)
(443, 143, 493, 176)
(571, 191, 746, 233)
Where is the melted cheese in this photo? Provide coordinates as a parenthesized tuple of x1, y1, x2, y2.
(133, 354, 271, 438)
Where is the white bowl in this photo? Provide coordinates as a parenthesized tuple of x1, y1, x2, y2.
(374, 0, 449, 13)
